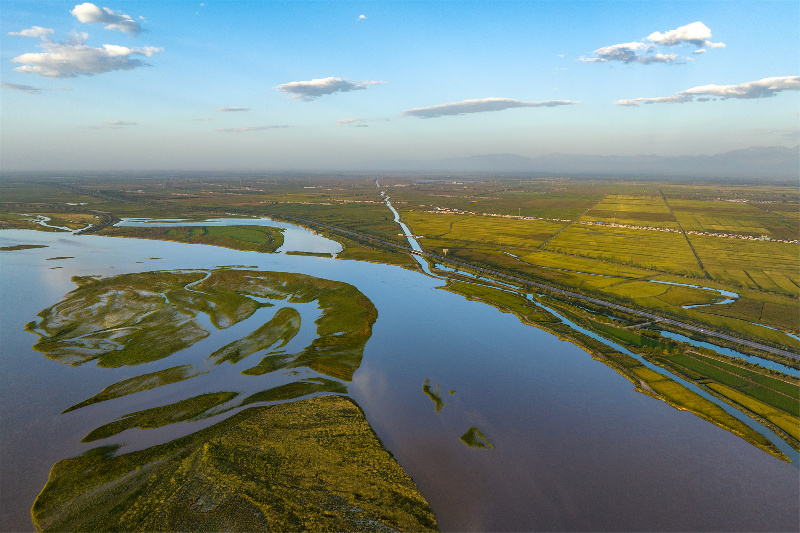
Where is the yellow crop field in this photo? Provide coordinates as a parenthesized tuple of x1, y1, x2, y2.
(403, 212, 564, 250)
(519, 249, 654, 278)
(689, 236, 799, 296)
(579, 195, 679, 229)
(544, 224, 704, 277)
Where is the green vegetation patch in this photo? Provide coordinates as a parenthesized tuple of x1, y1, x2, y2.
(284, 250, 333, 257)
(423, 378, 447, 414)
(82, 392, 238, 442)
(197, 270, 378, 381)
(210, 307, 301, 364)
(460, 427, 494, 450)
(33, 395, 437, 532)
(240, 378, 347, 405)
(26, 269, 376, 375)
(98, 224, 285, 253)
(0, 244, 48, 251)
(0, 214, 65, 232)
(63, 365, 206, 413)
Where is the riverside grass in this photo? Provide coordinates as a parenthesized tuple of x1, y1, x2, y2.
(442, 280, 792, 461)
(32, 395, 438, 533)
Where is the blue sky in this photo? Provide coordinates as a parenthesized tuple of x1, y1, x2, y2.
(1, 0, 798, 171)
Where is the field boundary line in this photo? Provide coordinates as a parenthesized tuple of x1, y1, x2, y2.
(538, 194, 607, 250)
(659, 190, 711, 280)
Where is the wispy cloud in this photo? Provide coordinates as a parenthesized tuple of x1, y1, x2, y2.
(89, 120, 138, 129)
(217, 107, 250, 112)
(337, 118, 366, 126)
(1, 81, 42, 94)
(12, 37, 161, 78)
(616, 76, 800, 106)
(750, 127, 800, 139)
(216, 126, 288, 133)
(8, 26, 55, 38)
(403, 97, 580, 119)
(647, 22, 725, 48)
(581, 21, 722, 65)
(275, 77, 384, 101)
(71, 2, 143, 36)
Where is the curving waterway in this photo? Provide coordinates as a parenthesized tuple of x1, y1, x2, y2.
(1, 219, 798, 532)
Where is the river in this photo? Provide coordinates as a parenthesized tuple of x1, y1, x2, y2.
(1, 220, 798, 532)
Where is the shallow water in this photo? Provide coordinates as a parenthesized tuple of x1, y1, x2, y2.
(1, 224, 798, 532)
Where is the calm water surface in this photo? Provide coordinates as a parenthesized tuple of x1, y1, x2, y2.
(1, 225, 798, 532)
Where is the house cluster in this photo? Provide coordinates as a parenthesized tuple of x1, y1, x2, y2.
(581, 220, 797, 243)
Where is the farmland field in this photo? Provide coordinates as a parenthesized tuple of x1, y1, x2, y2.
(544, 224, 704, 277)
(579, 194, 679, 229)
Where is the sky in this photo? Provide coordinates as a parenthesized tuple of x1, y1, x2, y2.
(1, 0, 798, 172)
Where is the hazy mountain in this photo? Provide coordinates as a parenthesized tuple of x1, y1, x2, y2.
(370, 146, 799, 179)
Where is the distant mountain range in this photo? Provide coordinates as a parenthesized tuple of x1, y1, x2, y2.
(366, 146, 799, 179)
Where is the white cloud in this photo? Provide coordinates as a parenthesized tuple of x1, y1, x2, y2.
(1, 81, 42, 94)
(71, 3, 143, 35)
(582, 21, 723, 65)
(217, 107, 250, 112)
(616, 76, 800, 106)
(647, 21, 725, 48)
(337, 118, 366, 126)
(8, 26, 55, 38)
(694, 49, 707, 55)
(275, 77, 384, 101)
(358, 14, 367, 20)
(403, 97, 580, 119)
(580, 41, 677, 64)
(12, 38, 161, 78)
(216, 126, 288, 133)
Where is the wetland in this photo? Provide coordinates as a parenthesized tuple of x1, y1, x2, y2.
(1, 175, 798, 532)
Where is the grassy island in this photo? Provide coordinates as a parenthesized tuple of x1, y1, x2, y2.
(97, 224, 285, 253)
(32, 395, 437, 532)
